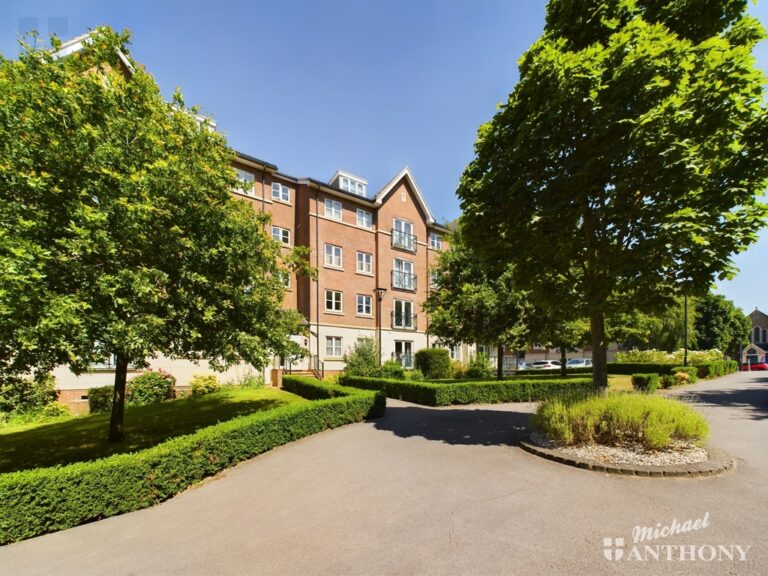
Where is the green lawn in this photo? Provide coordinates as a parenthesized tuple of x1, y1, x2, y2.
(608, 374, 633, 391)
(0, 387, 306, 473)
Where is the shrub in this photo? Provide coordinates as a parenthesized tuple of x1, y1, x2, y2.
(127, 370, 176, 406)
(465, 353, 493, 379)
(0, 373, 58, 414)
(606, 362, 676, 375)
(414, 348, 452, 379)
(671, 366, 698, 384)
(450, 360, 466, 379)
(380, 360, 405, 380)
(533, 393, 709, 450)
(0, 403, 70, 428)
(238, 374, 266, 388)
(190, 375, 221, 396)
(694, 360, 738, 379)
(631, 373, 660, 393)
(405, 369, 425, 381)
(0, 376, 384, 545)
(616, 348, 725, 364)
(339, 375, 594, 406)
(88, 385, 114, 414)
(343, 338, 380, 377)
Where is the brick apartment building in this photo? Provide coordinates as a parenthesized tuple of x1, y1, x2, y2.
(231, 152, 451, 374)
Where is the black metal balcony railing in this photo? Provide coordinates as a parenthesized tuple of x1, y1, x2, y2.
(391, 229, 417, 252)
(392, 312, 417, 330)
(392, 270, 417, 291)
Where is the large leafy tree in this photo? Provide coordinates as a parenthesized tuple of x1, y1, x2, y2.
(694, 292, 750, 358)
(425, 227, 529, 379)
(0, 28, 304, 441)
(459, 0, 768, 390)
(609, 297, 697, 351)
(528, 315, 590, 376)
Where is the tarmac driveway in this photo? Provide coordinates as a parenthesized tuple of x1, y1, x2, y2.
(1, 371, 766, 576)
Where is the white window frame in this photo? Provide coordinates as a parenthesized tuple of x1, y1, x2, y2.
(393, 258, 415, 291)
(356, 208, 373, 229)
(324, 290, 343, 313)
(393, 299, 414, 329)
(356, 294, 372, 316)
(394, 340, 414, 368)
(325, 336, 343, 358)
(356, 251, 373, 275)
(324, 243, 343, 268)
(429, 232, 442, 250)
(271, 182, 291, 203)
(324, 198, 343, 220)
(393, 218, 416, 252)
(234, 168, 255, 197)
(271, 226, 291, 246)
(280, 271, 291, 289)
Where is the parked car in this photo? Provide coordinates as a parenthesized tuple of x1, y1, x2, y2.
(516, 360, 529, 371)
(741, 362, 768, 371)
(566, 358, 592, 368)
(529, 360, 562, 370)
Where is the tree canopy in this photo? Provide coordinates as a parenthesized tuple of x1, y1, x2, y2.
(693, 292, 750, 358)
(0, 28, 304, 440)
(425, 227, 529, 378)
(459, 0, 768, 389)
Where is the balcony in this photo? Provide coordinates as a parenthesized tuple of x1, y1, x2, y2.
(391, 229, 417, 253)
(392, 312, 417, 330)
(392, 270, 417, 292)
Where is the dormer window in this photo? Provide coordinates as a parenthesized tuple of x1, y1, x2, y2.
(331, 171, 368, 197)
(339, 176, 367, 196)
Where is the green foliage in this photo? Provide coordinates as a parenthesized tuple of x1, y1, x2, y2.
(0, 377, 384, 544)
(459, 0, 768, 391)
(127, 370, 176, 406)
(414, 348, 452, 379)
(631, 373, 660, 394)
(609, 298, 697, 352)
(533, 393, 709, 450)
(424, 229, 530, 359)
(695, 360, 738, 379)
(0, 373, 57, 414)
(0, 403, 70, 428)
(190, 375, 221, 396)
(694, 293, 750, 359)
(607, 362, 676, 375)
(343, 338, 380, 377)
(88, 386, 114, 414)
(465, 353, 493, 379)
(615, 349, 725, 364)
(0, 27, 305, 439)
(450, 360, 466, 379)
(380, 360, 405, 380)
(404, 369, 425, 382)
(339, 375, 593, 407)
(671, 366, 698, 384)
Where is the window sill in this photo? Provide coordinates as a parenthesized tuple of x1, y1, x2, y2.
(355, 270, 374, 277)
(324, 265, 345, 272)
(324, 310, 344, 316)
(272, 197, 292, 206)
(356, 314, 373, 319)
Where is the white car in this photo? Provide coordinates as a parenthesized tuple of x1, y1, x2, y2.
(529, 360, 562, 370)
(566, 358, 593, 368)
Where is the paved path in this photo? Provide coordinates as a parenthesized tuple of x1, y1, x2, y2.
(2, 372, 766, 575)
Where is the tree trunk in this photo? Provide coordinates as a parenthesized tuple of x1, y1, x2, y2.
(590, 312, 608, 394)
(560, 346, 567, 377)
(108, 353, 129, 443)
(496, 344, 504, 380)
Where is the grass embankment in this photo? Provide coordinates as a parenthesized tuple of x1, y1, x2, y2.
(0, 387, 305, 473)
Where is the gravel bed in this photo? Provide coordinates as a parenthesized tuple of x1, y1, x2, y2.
(529, 431, 708, 467)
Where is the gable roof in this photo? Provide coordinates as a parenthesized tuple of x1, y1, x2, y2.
(373, 167, 436, 225)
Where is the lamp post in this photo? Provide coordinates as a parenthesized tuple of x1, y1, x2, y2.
(374, 287, 387, 366)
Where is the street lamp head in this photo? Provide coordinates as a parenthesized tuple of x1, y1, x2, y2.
(374, 287, 387, 300)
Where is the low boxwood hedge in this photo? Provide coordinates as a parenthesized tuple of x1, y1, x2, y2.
(631, 373, 660, 393)
(0, 376, 384, 545)
(694, 360, 738, 379)
(515, 367, 593, 376)
(338, 375, 593, 406)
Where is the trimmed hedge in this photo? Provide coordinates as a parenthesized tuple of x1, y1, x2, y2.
(338, 375, 594, 406)
(694, 360, 738, 379)
(414, 348, 452, 379)
(607, 362, 677, 375)
(0, 376, 384, 544)
(631, 373, 660, 393)
(672, 366, 698, 384)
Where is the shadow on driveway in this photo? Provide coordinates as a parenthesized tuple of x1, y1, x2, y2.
(671, 376, 768, 421)
(372, 404, 532, 447)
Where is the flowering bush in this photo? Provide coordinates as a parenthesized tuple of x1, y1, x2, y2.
(616, 348, 724, 364)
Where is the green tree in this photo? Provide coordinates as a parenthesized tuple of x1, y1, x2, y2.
(0, 29, 304, 441)
(529, 315, 590, 376)
(343, 338, 379, 377)
(609, 297, 697, 352)
(459, 0, 768, 390)
(694, 292, 750, 358)
(425, 227, 529, 379)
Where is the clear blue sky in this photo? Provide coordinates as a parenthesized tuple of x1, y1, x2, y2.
(1, 0, 766, 314)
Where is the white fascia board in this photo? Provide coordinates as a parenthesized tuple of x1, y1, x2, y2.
(374, 166, 436, 224)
